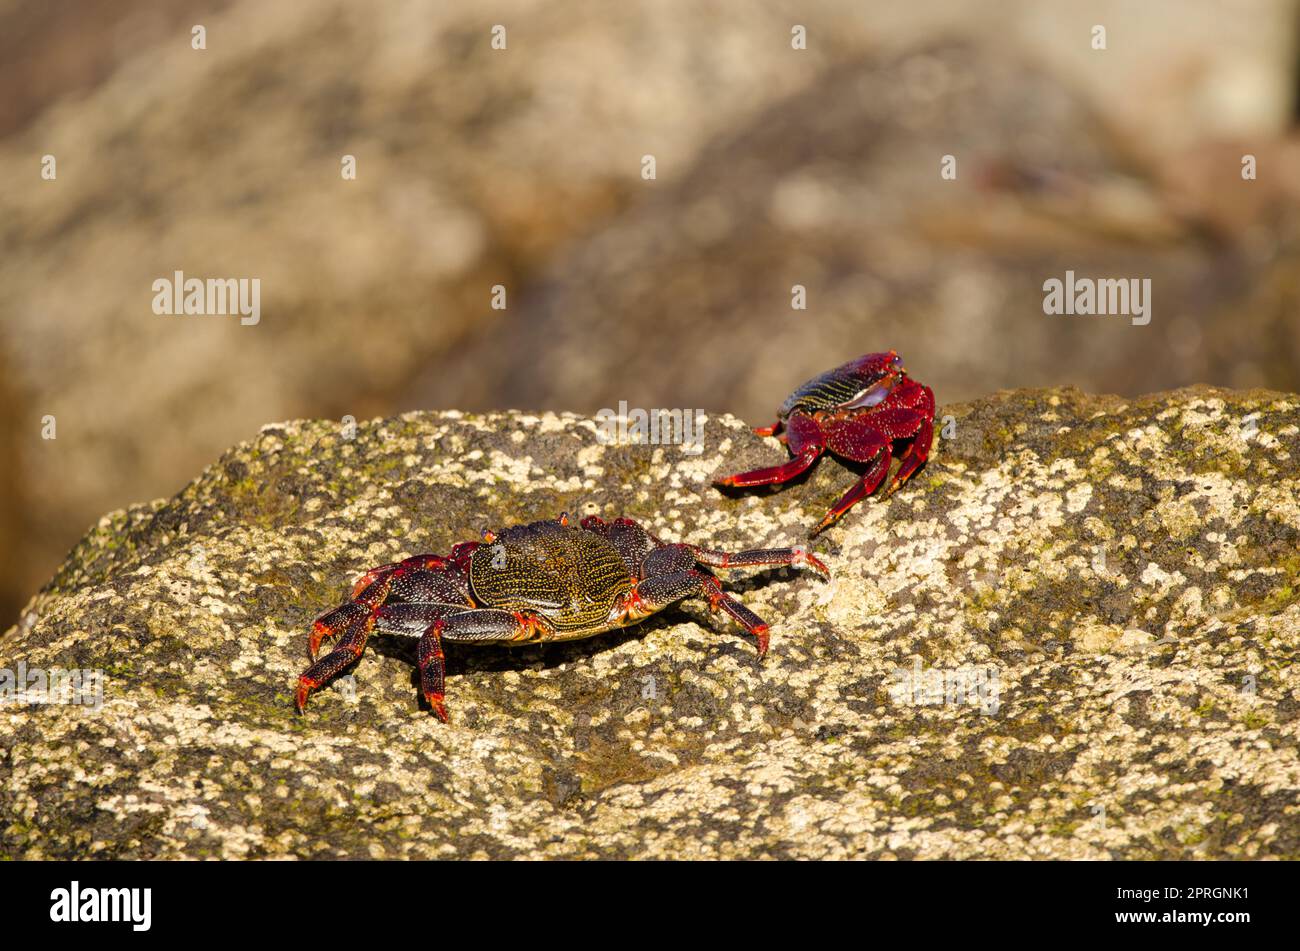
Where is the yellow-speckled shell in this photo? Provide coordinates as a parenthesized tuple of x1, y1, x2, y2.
(468, 521, 633, 637)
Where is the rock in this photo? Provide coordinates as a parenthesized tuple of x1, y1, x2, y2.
(3, 384, 1299, 858)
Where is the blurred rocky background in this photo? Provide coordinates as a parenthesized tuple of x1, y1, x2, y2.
(1, 0, 1299, 628)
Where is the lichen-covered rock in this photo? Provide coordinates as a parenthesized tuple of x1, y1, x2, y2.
(3, 385, 1299, 859)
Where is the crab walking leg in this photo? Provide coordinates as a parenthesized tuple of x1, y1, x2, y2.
(813, 447, 892, 535)
(632, 570, 775, 657)
(883, 414, 934, 498)
(308, 567, 399, 661)
(311, 562, 474, 661)
(348, 554, 449, 599)
(811, 415, 894, 534)
(298, 600, 467, 712)
(369, 601, 469, 636)
(413, 608, 553, 721)
(882, 385, 936, 497)
(812, 405, 931, 534)
(714, 413, 825, 488)
(309, 569, 398, 660)
(296, 609, 376, 712)
(688, 544, 830, 578)
(308, 601, 370, 661)
(417, 622, 448, 721)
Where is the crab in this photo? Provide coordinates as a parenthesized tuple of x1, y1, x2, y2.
(715, 351, 935, 534)
(295, 514, 829, 721)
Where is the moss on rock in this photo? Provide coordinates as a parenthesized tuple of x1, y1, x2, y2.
(2, 386, 1299, 858)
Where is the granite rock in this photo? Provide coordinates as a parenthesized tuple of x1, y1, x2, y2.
(2, 385, 1299, 858)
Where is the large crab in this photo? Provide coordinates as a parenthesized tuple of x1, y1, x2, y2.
(715, 351, 935, 534)
(295, 514, 828, 721)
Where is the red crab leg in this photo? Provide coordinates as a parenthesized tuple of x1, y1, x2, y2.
(812, 409, 912, 534)
(349, 554, 449, 599)
(752, 421, 782, 437)
(813, 447, 891, 535)
(314, 560, 474, 661)
(882, 385, 935, 498)
(418, 621, 448, 722)
(308, 568, 396, 661)
(414, 609, 552, 721)
(296, 608, 376, 712)
(813, 404, 935, 532)
(714, 412, 825, 488)
(308, 602, 371, 661)
(883, 413, 934, 498)
(701, 574, 772, 657)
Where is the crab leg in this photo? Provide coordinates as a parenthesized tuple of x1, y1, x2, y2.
(308, 568, 400, 661)
(417, 622, 448, 721)
(883, 414, 934, 498)
(413, 609, 552, 722)
(714, 413, 825, 488)
(369, 602, 467, 637)
(882, 384, 935, 497)
(689, 544, 830, 578)
(631, 570, 774, 657)
(714, 446, 821, 488)
(296, 608, 376, 712)
(308, 601, 371, 661)
(813, 447, 892, 535)
(311, 563, 472, 660)
(349, 554, 449, 599)
(812, 404, 932, 534)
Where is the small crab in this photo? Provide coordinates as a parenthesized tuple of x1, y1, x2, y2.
(715, 351, 935, 534)
(295, 514, 828, 721)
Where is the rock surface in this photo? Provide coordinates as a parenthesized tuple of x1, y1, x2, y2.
(3, 385, 1299, 859)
